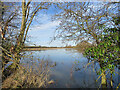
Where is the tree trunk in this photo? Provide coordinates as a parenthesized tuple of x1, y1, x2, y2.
(99, 62, 107, 88)
(110, 73, 113, 88)
(15, 0, 26, 52)
(11, 0, 26, 73)
(101, 71, 107, 88)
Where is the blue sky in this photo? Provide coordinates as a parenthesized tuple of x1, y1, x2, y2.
(25, 2, 119, 47)
(25, 5, 76, 47)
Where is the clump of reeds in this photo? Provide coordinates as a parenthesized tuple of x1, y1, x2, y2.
(2, 60, 50, 88)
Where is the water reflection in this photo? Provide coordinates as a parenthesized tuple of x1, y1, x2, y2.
(21, 48, 119, 88)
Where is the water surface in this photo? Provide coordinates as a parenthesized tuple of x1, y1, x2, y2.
(21, 48, 119, 88)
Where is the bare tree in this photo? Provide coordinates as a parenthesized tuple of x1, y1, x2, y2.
(53, 2, 119, 88)
(53, 2, 119, 45)
(1, 0, 51, 81)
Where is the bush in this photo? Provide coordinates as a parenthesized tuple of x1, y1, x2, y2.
(2, 60, 50, 88)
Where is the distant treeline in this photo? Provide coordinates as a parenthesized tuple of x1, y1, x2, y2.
(24, 46, 57, 48)
(24, 46, 66, 48)
(24, 41, 93, 49)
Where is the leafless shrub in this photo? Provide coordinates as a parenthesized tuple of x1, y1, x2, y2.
(2, 60, 50, 88)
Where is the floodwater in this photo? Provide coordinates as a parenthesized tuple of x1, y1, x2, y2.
(21, 48, 119, 88)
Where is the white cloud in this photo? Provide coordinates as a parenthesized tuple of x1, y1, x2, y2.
(27, 13, 62, 46)
(36, 14, 50, 23)
(31, 20, 61, 31)
(30, 13, 61, 31)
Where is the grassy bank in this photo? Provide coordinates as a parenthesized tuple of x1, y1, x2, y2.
(23, 46, 75, 51)
(2, 58, 52, 88)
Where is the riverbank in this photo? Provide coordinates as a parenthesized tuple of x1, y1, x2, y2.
(23, 47, 85, 54)
(23, 47, 71, 51)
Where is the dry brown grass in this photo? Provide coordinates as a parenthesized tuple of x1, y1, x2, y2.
(2, 60, 50, 88)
